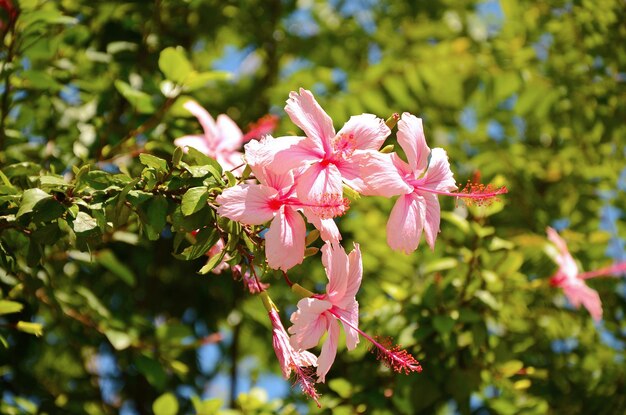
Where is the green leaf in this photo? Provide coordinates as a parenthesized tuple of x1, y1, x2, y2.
(191, 396, 222, 415)
(153, 392, 179, 415)
(143, 196, 168, 241)
(159, 46, 193, 84)
(72, 211, 98, 234)
(432, 315, 455, 334)
(498, 360, 524, 378)
(139, 153, 169, 172)
(0, 300, 23, 315)
(98, 250, 136, 286)
(135, 355, 167, 389)
(185, 147, 223, 176)
(174, 227, 219, 261)
(114, 80, 156, 114)
(184, 71, 232, 91)
(181, 187, 208, 216)
(39, 175, 72, 189)
(198, 250, 226, 275)
(105, 329, 132, 351)
(328, 378, 353, 399)
(16, 188, 51, 218)
(2, 162, 40, 178)
(16, 321, 43, 337)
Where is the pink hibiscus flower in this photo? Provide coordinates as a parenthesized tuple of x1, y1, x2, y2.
(215, 166, 348, 271)
(289, 242, 421, 382)
(547, 227, 626, 321)
(174, 100, 246, 171)
(365, 113, 507, 253)
(251, 88, 391, 202)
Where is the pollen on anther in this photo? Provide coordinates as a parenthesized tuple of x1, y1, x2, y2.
(310, 193, 350, 219)
(457, 180, 508, 207)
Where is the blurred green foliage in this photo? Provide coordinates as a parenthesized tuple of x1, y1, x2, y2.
(1, 0, 625, 414)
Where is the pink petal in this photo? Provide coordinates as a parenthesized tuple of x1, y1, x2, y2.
(546, 227, 579, 280)
(215, 114, 244, 152)
(563, 281, 603, 321)
(335, 114, 390, 151)
(285, 88, 335, 153)
(342, 243, 362, 305)
(303, 209, 342, 243)
(421, 192, 441, 250)
(174, 135, 212, 156)
(245, 136, 322, 175)
(289, 298, 333, 350)
(316, 316, 340, 383)
(547, 227, 571, 257)
(335, 300, 360, 350)
(422, 148, 457, 192)
(295, 162, 344, 203)
(216, 184, 277, 225)
(355, 152, 413, 197)
(215, 149, 244, 172)
(184, 100, 218, 143)
(386, 193, 426, 254)
(322, 242, 350, 305)
(265, 206, 306, 271)
(397, 112, 430, 173)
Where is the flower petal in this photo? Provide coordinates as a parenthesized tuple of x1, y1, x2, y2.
(285, 88, 335, 152)
(322, 242, 350, 305)
(316, 316, 339, 383)
(216, 184, 277, 224)
(563, 280, 603, 321)
(184, 100, 218, 144)
(265, 206, 306, 271)
(336, 114, 390, 151)
(289, 298, 333, 350)
(215, 114, 244, 151)
(421, 192, 441, 250)
(343, 243, 362, 305)
(245, 136, 322, 176)
(303, 209, 342, 243)
(356, 152, 413, 197)
(397, 112, 430, 173)
(174, 135, 212, 156)
(296, 162, 344, 203)
(335, 300, 360, 350)
(546, 227, 579, 280)
(386, 193, 426, 254)
(422, 148, 457, 192)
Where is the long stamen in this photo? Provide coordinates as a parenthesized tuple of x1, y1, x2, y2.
(328, 308, 422, 375)
(415, 180, 508, 207)
(290, 364, 321, 407)
(579, 262, 626, 280)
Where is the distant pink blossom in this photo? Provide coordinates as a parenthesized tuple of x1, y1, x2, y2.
(174, 100, 246, 171)
(251, 88, 391, 202)
(215, 166, 348, 271)
(547, 227, 626, 321)
(243, 114, 280, 141)
(268, 307, 320, 406)
(364, 113, 507, 253)
(205, 238, 230, 274)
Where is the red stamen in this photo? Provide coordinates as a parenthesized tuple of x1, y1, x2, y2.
(293, 194, 350, 219)
(332, 133, 357, 158)
(454, 180, 508, 207)
(291, 364, 321, 407)
(328, 308, 422, 375)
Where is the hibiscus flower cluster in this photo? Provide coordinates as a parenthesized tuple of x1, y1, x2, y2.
(176, 88, 507, 405)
